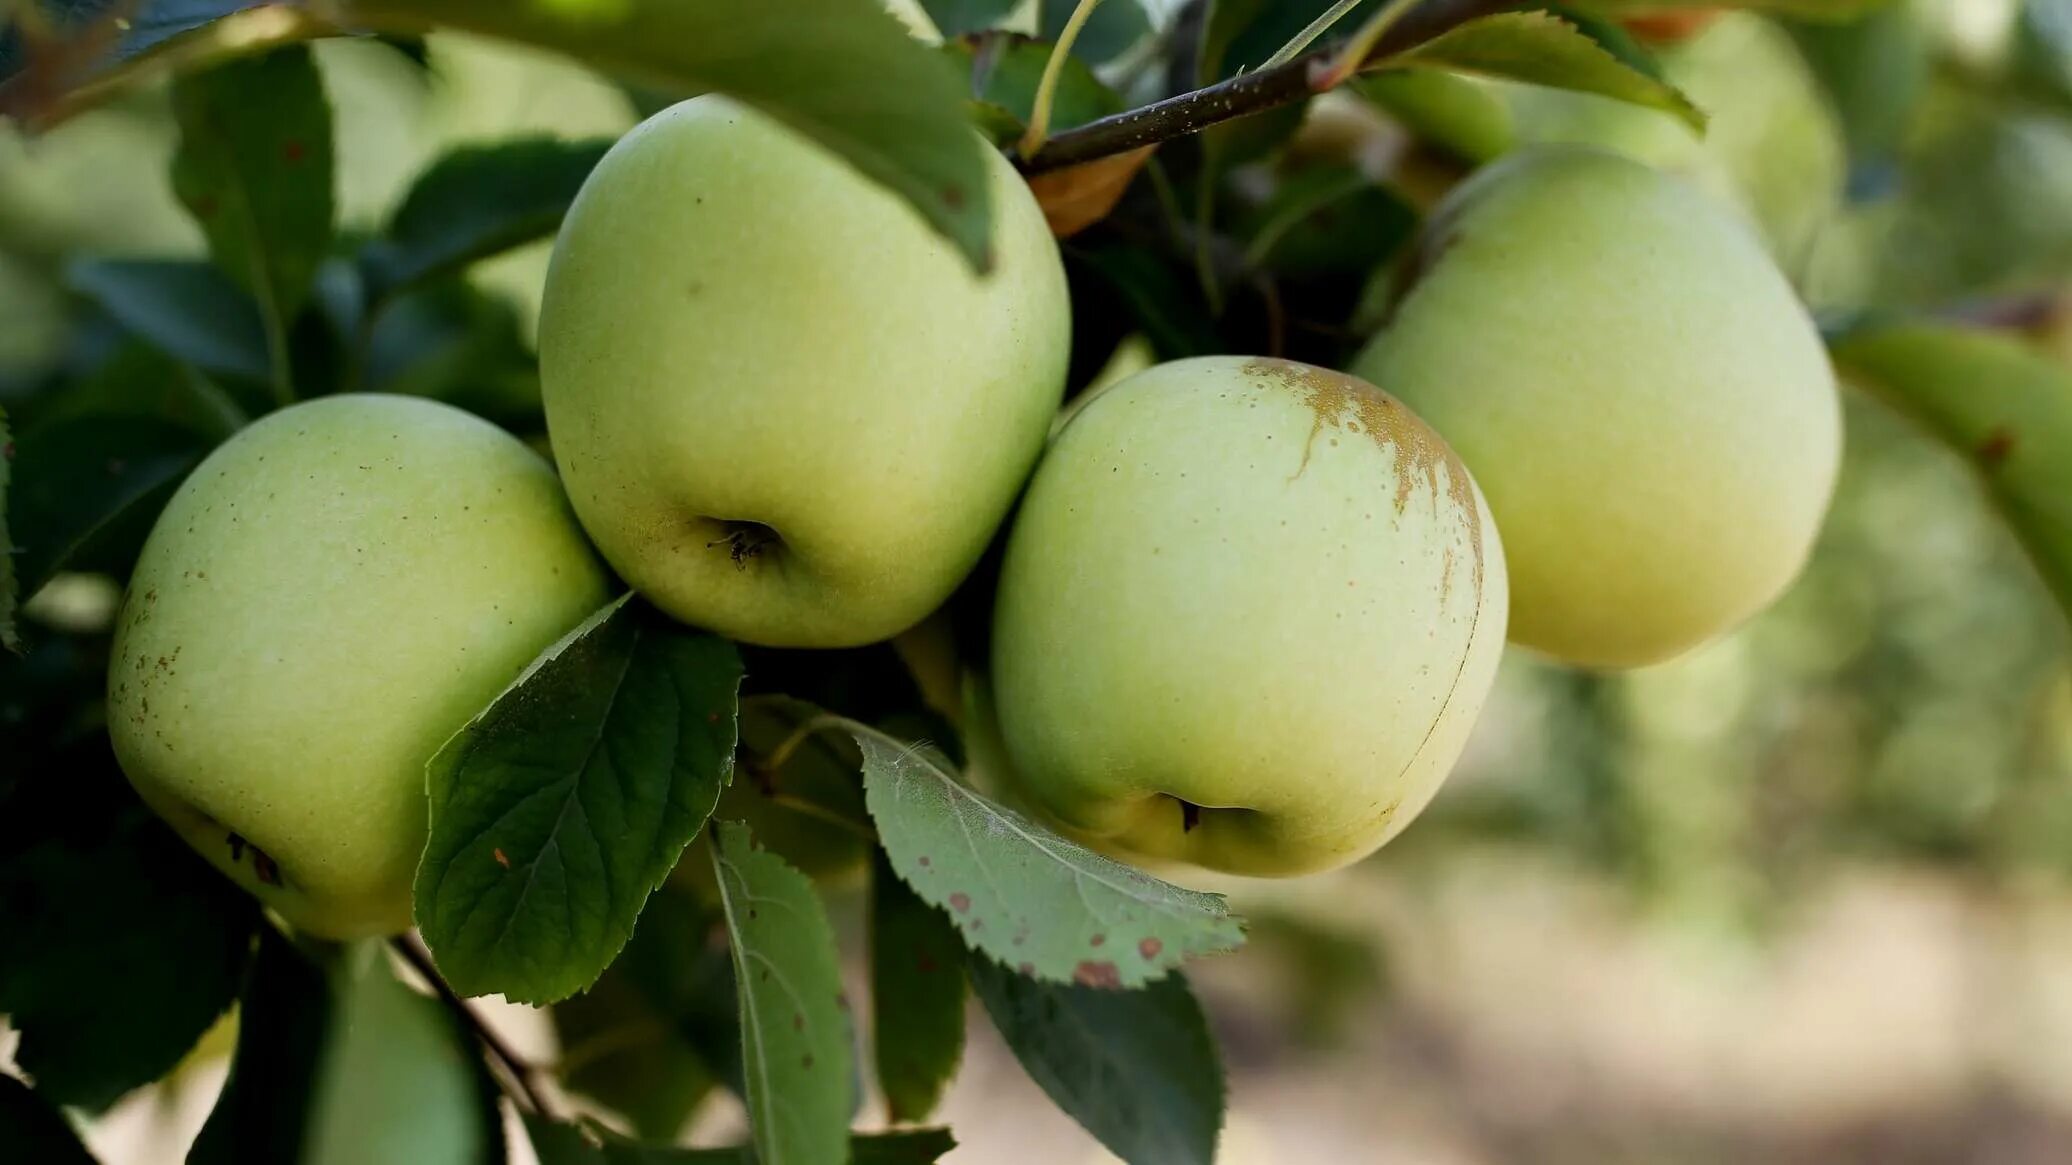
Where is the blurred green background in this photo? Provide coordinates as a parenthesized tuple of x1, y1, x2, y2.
(7, 0, 2072, 1162)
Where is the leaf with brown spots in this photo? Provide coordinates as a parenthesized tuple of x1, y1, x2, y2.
(1833, 322, 2072, 624)
(856, 729, 1244, 990)
(169, 44, 335, 325)
(712, 821, 854, 1165)
(869, 850, 966, 1124)
(971, 957, 1224, 1165)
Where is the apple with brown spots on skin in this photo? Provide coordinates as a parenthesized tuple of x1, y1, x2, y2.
(988, 356, 1508, 876)
(107, 395, 611, 938)
(1351, 147, 1841, 668)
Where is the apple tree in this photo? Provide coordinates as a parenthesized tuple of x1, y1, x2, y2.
(4, 1, 2072, 1163)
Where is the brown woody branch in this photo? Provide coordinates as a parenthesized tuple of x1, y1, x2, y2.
(1019, 0, 1513, 176)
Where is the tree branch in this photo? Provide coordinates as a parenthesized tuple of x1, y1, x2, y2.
(389, 934, 557, 1119)
(1018, 0, 1512, 175)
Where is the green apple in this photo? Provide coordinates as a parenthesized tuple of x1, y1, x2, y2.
(108, 395, 610, 938)
(538, 95, 1071, 648)
(1351, 147, 1840, 669)
(1499, 13, 1845, 270)
(990, 356, 1508, 876)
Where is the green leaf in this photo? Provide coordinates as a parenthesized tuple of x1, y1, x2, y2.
(1374, 11, 1705, 131)
(362, 137, 611, 301)
(416, 596, 743, 1004)
(710, 821, 855, 1165)
(1352, 70, 1514, 163)
(970, 958, 1224, 1165)
(1568, 0, 1886, 20)
(1064, 244, 1224, 358)
(855, 730, 1245, 989)
(869, 850, 966, 1123)
(1039, 0, 1153, 64)
(170, 44, 336, 325)
(524, 1118, 954, 1164)
(945, 32, 1125, 144)
(364, 281, 544, 431)
(30, 341, 248, 441)
(5, 415, 209, 600)
(303, 944, 504, 1165)
(328, 0, 996, 270)
(1200, 0, 1384, 82)
(68, 259, 272, 384)
(0, 749, 258, 1112)
(552, 884, 738, 1138)
(921, 0, 1018, 37)
(1234, 162, 1417, 277)
(0, 1075, 97, 1165)
(189, 928, 334, 1165)
(1, 406, 16, 653)
(1829, 321, 2072, 623)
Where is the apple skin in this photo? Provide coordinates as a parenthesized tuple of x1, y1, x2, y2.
(538, 95, 1071, 648)
(1351, 147, 1841, 669)
(1499, 13, 1845, 269)
(989, 356, 1508, 876)
(107, 395, 611, 939)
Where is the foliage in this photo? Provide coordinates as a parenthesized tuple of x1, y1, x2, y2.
(2, 0, 2071, 1162)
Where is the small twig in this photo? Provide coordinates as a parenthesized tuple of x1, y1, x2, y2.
(1262, 0, 1367, 69)
(389, 935, 555, 1119)
(1020, 0, 1511, 174)
(1019, 0, 1104, 159)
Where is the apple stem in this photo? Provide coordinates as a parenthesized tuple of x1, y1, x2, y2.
(389, 934, 557, 1120)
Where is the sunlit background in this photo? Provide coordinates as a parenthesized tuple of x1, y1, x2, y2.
(6, 0, 2072, 1161)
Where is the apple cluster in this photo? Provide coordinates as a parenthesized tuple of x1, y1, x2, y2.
(105, 95, 1840, 938)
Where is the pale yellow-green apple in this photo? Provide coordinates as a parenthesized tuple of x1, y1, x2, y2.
(990, 356, 1508, 876)
(538, 95, 1071, 647)
(1351, 147, 1840, 669)
(1498, 13, 1845, 269)
(108, 395, 610, 938)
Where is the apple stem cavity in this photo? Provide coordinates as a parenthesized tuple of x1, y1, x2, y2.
(706, 519, 783, 568)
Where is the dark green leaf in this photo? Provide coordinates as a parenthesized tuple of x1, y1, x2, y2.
(711, 821, 854, 1165)
(1064, 244, 1224, 358)
(1373, 11, 1704, 130)
(67, 259, 272, 384)
(1567, 0, 1887, 20)
(1829, 321, 2072, 623)
(416, 596, 743, 1004)
(364, 281, 543, 431)
(1, 405, 16, 653)
(922, 0, 1018, 37)
(0, 748, 257, 1112)
(28, 341, 248, 441)
(1234, 162, 1416, 277)
(169, 44, 336, 322)
(6, 414, 208, 600)
(1039, 0, 1153, 64)
(0, 1075, 97, 1165)
(856, 729, 1245, 988)
(870, 849, 966, 1123)
(971, 958, 1224, 1165)
(188, 928, 333, 1165)
(362, 137, 611, 301)
(552, 884, 737, 1138)
(1199, 0, 1383, 82)
(330, 0, 996, 270)
(946, 32, 1125, 144)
